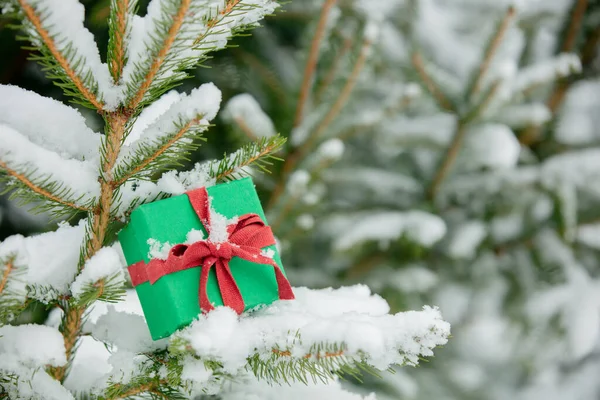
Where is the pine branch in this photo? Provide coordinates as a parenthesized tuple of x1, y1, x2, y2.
(113, 118, 208, 187)
(467, 6, 516, 99)
(108, 0, 136, 82)
(560, 0, 588, 52)
(294, 0, 338, 127)
(520, 0, 591, 146)
(315, 35, 353, 103)
(16, 0, 104, 110)
(127, 0, 191, 109)
(0, 256, 28, 325)
(0, 160, 93, 214)
(411, 52, 455, 112)
(269, 38, 371, 210)
(428, 123, 468, 199)
(0, 259, 14, 297)
(208, 135, 287, 182)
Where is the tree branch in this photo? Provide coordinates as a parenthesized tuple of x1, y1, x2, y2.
(127, 0, 191, 109)
(411, 52, 455, 112)
(315, 35, 352, 103)
(112, 118, 202, 187)
(561, 0, 588, 52)
(0, 258, 14, 296)
(468, 6, 516, 98)
(215, 140, 282, 182)
(428, 123, 468, 199)
(17, 0, 103, 110)
(294, 0, 338, 127)
(109, 0, 130, 81)
(52, 112, 128, 382)
(0, 160, 92, 212)
(268, 39, 370, 210)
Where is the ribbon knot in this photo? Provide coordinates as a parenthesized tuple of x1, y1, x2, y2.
(128, 187, 295, 315)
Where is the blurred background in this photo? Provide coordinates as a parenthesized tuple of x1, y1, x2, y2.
(1, 0, 600, 399)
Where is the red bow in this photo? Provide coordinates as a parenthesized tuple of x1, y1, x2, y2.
(128, 187, 294, 314)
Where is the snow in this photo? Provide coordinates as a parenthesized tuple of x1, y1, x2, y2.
(71, 246, 125, 300)
(448, 221, 487, 259)
(176, 285, 449, 374)
(495, 103, 552, 128)
(317, 138, 345, 161)
(556, 80, 600, 145)
(0, 220, 86, 302)
(296, 214, 315, 230)
(287, 170, 311, 196)
(0, 124, 100, 204)
(577, 223, 600, 250)
(0, 324, 66, 368)
(513, 53, 582, 94)
(122, 0, 279, 104)
(223, 93, 277, 138)
(23, 0, 123, 110)
(117, 83, 222, 169)
(333, 211, 447, 251)
(463, 124, 521, 170)
(368, 266, 439, 294)
(125, 90, 181, 145)
(0, 85, 101, 162)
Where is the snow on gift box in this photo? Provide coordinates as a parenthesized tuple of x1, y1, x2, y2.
(119, 177, 294, 340)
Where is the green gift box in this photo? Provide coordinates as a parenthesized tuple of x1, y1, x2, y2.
(118, 177, 294, 340)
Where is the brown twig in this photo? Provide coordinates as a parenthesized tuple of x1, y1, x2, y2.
(112, 118, 201, 187)
(0, 259, 14, 295)
(294, 0, 338, 127)
(272, 348, 345, 359)
(561, 0, 588, 52)
(18, 0, 103, 110)
(468, 6, 516, 98)
(0, 160, 91, 212)
(314, 36, 353, 103)
(128, 0, 191, 109)
(53, 112, 128, 383)
(268, 39, 371, 211)
(214, 141, 282, 182)
(520, 1, 591, 146)
(234, 116, 258, 141)
(428, 123, 468, 199)
(411, 52, 454, 112)
(110, 0, 129, 81)
(192, 0, 242, 45)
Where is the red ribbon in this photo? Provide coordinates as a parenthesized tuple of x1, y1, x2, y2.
(128, 187, 294, 314)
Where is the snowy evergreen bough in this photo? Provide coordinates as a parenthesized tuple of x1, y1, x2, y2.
(0, 0, 449, 398)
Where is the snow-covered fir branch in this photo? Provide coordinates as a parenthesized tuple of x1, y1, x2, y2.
(0, 0, 451, 398)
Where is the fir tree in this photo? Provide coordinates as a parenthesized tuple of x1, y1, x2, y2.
(201, 0, 600, 398)
(0, 0, 449, 399)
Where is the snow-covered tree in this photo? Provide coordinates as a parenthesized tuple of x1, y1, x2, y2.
(0, 1, 450, 399)
(204, 0, 600, 399)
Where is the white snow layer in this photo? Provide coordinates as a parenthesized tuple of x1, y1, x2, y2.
(556, 80, 600, 145)
(0, 221, 86, 302)
(463, 124, 521, 170)
(333, 211, 447, 250)
(71, 246, 126, 300)
(223, 93, 277, 137)
(177, 286, 449, 374)
(0, 324, 74, 400)
(0, 85, 101, 162)
(44, 286, 448, 397)
(125, 90, 182, 145)
(117, 83, 222, 169)
(0, 124, 100, 204)
(20, 0, 122, 110)
(122, 0, 279, 103)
